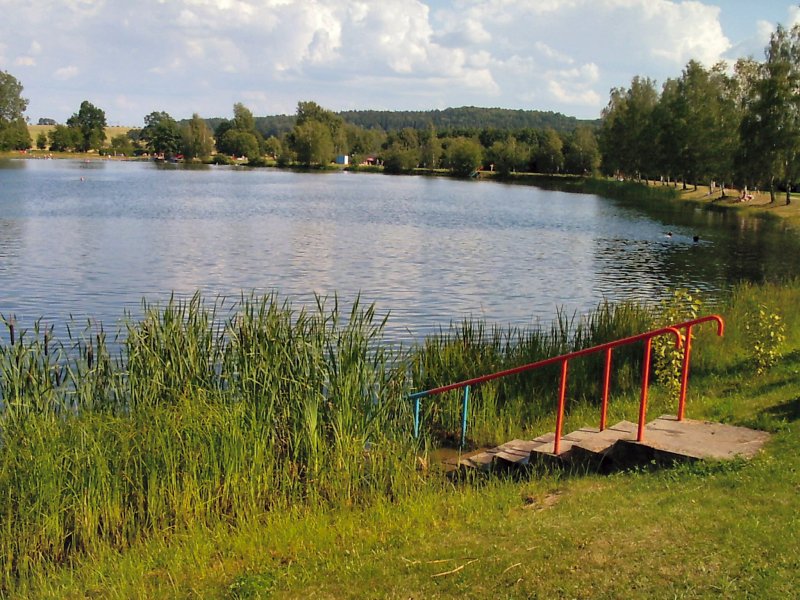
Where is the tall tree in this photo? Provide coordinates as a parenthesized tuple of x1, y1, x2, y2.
(295, 100, 346, 154)
(66, 100, 107, 152)
(0, 70, 28, 123)
(599, 76, 658, 180)
(0, 71, 31, 151)
(564, 126, 600, 175)
(293, 120, 334, 166)
(488, 137, 528, 175)
(216, 103, 264, 157)
(739, 24, 800, 204)
(181, 113, 215, 160)
(535, 128, 565, 174)
(140, 111, 182, 157)
(443, 137, 483, 177)
(660, 61, 740, 192)
(48, 124, 81, 152)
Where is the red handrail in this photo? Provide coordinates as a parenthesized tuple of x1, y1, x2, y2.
(410, 315, 725, 455)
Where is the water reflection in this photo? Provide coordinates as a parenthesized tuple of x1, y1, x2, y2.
(1, 159, 799, 343)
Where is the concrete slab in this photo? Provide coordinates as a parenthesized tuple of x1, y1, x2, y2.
(530, 427, 600, 458)
(571, 420, 639, 456)
(448, 416, 770, 474)
(619, 415, 771, 461)
(460, 433, 554, 471)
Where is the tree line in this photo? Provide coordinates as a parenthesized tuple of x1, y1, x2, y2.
(0, 79, 601, 176)
(600, 23, 800, 204)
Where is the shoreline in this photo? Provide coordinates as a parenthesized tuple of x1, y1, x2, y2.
(5, 151, 799, 228)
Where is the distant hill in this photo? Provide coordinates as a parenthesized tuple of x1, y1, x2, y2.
(202, 107, 598, 138)
(337, 107, 598, 133)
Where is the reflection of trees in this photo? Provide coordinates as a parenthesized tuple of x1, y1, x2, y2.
(0, 220, 23, 270)
(605, 194, 800, 292)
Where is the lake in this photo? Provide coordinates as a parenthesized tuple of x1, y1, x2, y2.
(1, 159, 798, 342)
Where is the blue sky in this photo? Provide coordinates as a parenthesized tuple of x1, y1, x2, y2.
(1, 1, 798, 126)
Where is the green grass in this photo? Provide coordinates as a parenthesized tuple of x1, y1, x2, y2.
(2, 281, 800, 597)
(16, 359, 800, 598)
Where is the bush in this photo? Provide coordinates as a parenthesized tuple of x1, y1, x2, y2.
(745, 305, 785, 374)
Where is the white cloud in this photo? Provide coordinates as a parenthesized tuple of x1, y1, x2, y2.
(53, 65, 79, 80)
(535, 42, 574, 65)
(0, 0, 775, 123)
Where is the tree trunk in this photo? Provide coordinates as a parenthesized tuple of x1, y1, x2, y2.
(769, 177, 775, 204)
(786, 182, 791, 205)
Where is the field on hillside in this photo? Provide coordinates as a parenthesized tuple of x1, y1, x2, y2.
(27, 124, 133, 145)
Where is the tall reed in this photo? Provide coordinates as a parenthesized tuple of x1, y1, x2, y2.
(0, 293, 418, 587)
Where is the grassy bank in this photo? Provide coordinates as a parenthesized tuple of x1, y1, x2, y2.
(2, 280, 799, 597)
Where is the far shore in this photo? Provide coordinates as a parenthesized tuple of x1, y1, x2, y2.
(5, 148, 800, 228)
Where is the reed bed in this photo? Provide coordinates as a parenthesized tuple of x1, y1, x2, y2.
(0, 293, 419, 586)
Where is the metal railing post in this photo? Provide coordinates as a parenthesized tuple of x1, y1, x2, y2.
(460, 385, 471, 449)
(600, 347, 613, 431)
(414, 397, 421, 439)
(677, 325, 693, 421)
(637, 336, 653, 442)
(554, 359, 569, 455)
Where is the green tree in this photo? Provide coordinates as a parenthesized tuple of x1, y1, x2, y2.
(599, 76, 658, 179)
(419, 126, 441, 169)
(264, 135, 283, 159)
(345, 123, 385, 163)
(48, 124, 81, 152)
(663, 61, 740, 192)
(443, 137, 483, 177)
(232, 102, 256, 132)
(215, 103, 264, 157)
(295, 100, 346, 154)
(181, 113, 215, 160)
(109, 134, 135, 156)
(66, 100, 107, 152)
(219, 129, 259, 161)
(0, 71, 31, 151)
(535, 128, 565, 174)
(564, 127, 600, 175)
(0, 71, 28, 123)
(382, 144, 419, 173)
(293, 120, 334, 166)
(0, 119, 31, 151)
(488, 137, 528, 175)
(739, 24, 800, 204)
(36, 131, 48, 150)
(140, 111, 182, 157)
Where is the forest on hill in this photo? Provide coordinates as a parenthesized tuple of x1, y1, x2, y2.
(199, 106, 595, 140)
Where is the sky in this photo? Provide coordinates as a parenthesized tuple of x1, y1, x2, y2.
(1, 1, 799, 126)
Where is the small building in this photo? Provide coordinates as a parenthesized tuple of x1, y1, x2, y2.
(335, 154, 349, 165)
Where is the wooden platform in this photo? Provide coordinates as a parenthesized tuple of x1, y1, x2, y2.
(455, 415, 770, 473)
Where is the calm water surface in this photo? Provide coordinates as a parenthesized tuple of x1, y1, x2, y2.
(1, 159, 798, 342)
